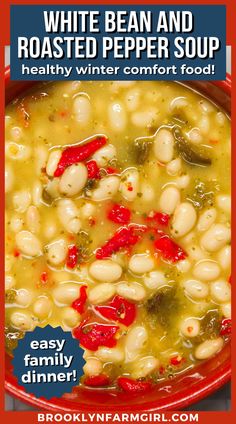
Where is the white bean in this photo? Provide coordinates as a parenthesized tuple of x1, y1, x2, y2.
(91, 176, 120, 201)
(125, 326, 148, 362)
(169, 96, 188, 112)
(88, 283, 116, 304)
(217, 246, 231, 270)
(175, 174, 190, 189)
(186, 128, 202, 144)
(216, 194, 231, 215)
(128, 254, 154, 275)
(197, 208, 217, 232)
(131, 108, 158, 128)
(193, 260, 220, 281)
(199, 99, 214, 113)
(180, 318, 200, 338)
(5, 164, 14, 193)
(53, 283, 82, 305)
(57, 199, 81, 234)
(89, 260, 122, 283)
(140, 183, 155, 202)
(46, 238, 67, 266)
(33, 296, 52, 319)
(183, 279, 209, 299)
(210, 280, 231, 303)
(216, 111, 226, 126)
(83, 358, 103, 376)
(154, 128, 174, 163)
(200, 224, 231, 252)
(43, 220, 57, 239)
(34, 145, 48, 175)
(119, 168, 139, 202)
(5, 275, 16, 290)
(171, 202, 197, 238)
(11, 311, 34, 331)
(13, 189, 31, 213)
(10, 215, 24, 233)
(116, 282, 146, 301)
(125, 89, 140, 112)
(26, 205, 40, 234)
(144, 270, 167, 289)
(166, 158, 182, 176)
(73, 95, 92, 125)
(59, 163, 88, 196)
(96, 347, 124, 363)
(46, 150, 61, 176)
(186, 245, 206, 262)
(159, 186, 180, 214)
(194, 338, 223, 360)
(80, 202, 96, 219)
(199, 116, 210, 135)
(6, 142, 31, 161)
(221, 302, 231, 319)
(16, 231, 42, 257)
(61, 307, 80, 329)
(108, 102, 127, 132)
(16, 289, 32, 307)
(32, 181, 43, 206)
(132, 356, 159, 379)
(92, 144, 117, 167)
(176, 259, 191, 273)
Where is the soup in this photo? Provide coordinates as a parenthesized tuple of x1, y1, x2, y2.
(5, 80, 231, 392)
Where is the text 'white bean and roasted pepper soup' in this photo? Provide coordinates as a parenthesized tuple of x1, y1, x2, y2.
(5, 81, 231, 393)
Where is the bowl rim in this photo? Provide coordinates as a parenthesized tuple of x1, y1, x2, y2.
(4, 68, 231, 412)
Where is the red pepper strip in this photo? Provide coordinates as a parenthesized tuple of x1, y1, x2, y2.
(106, 166, 120, 175)
(117, 377, 152, 393)
(220, 318, 231, 336)
(40, 271, 49, 285)
(86, 160, 101, 179)
(72, 286, 87, 315)
(96, 224, 147, 259)
(107, 204, 131, 225)
(66, 245, 79, 269)
(54, 136, 107, 177)
(170, 355, 185, 366)
(95, 295, 136, 327)
(154, 235, 187, 263)
(73, 321, 119, 351)
(146, 211, 170, 227)
(84, 374, 110, 387)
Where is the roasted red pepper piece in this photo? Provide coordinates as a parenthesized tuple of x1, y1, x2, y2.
(96, 224, 147, 259)
(54, 136, 107, 177)
(220, 318, 231, 336)
(146, 211, 170, 227)
(84, 374, 110, 387)
(73, 320, 119, 351)
(86, 160, 101, 179)
(170, 355, 185, 366)
(40, 271, 48, 285)
(106, 166, 120, 175)
(154, 235, 187, 263)
(107, 204, 131, 225)
(95, 295, 136, 327)
(66, 244, 79, 269)
(117, 377, 152, 393)
(72, 285, 87, 315)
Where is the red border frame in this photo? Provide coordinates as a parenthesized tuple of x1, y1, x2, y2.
(4, 70, 232, 412)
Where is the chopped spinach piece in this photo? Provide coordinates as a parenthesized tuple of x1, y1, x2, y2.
(5, 326, 24, 353)
(130, 138, 152, 165)
(174, 127, 212, 166)
(187, 179, 219, 209)
(145, 286, 179, 327)
(200, 310, 221, 340)
(5, 289, 17, 304)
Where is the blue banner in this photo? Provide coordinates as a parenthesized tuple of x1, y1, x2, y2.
(10, 5, 226, 80)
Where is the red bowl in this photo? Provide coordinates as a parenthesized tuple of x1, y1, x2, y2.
(5, 67, 231, 411)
